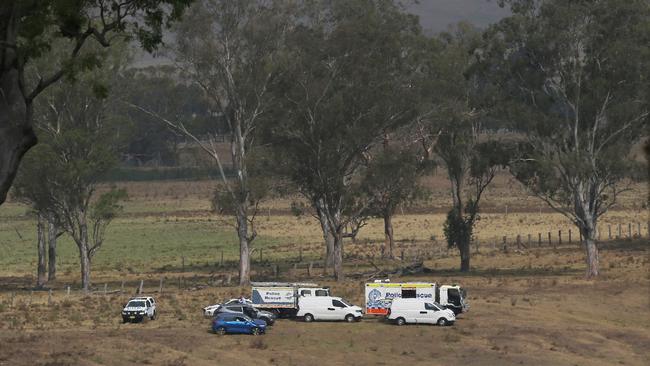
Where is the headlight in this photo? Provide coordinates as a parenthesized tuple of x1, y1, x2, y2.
(139, 311, 145, 315)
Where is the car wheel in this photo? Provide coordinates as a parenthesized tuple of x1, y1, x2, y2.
(437, 318, 448, 326)
(345, 314, 355, 323)
(304, 313, 314, 322)
(251, 327, 260, 335)
(260, 317, 270, 325)
(396, 317, 406, 326)
(122, 317, 128, 324)
(216, 327, 226, 335)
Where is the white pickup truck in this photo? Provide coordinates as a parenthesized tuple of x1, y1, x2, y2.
(122, 296, 157, 323)
(251, 282, 330, 317)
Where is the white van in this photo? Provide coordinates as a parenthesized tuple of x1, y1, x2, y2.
(297, 296, 363, 322)
(387, 298, 455, 326)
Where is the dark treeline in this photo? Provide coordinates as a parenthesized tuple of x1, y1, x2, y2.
(1, 0, 648, 289)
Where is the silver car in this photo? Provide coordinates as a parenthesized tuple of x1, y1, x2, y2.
(215, 303, 276, 325)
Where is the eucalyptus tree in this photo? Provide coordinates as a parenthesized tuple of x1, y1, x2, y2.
(481, 0, 650, 277)
(0, 0, 193, 205)
(138, 0, 297, 285)
(269, 0, 422, 280)
(361, 144, 429, 259)
(401, 22, 506, 272)
(12, 145, 60, 288)
(14, 46, 129, 292)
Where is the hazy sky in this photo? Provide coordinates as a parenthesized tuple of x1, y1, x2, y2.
(134, 0, 509, 66)
(408, 0, 509, 34)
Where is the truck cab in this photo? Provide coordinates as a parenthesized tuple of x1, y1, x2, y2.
(437, 285, 468, 315)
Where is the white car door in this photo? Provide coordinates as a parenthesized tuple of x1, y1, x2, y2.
(145, 300, 153, 317)
(331, 299, 349, 320)
(417, 302, 438, 324)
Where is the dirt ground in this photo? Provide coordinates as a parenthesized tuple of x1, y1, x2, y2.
(0, 239, 648, 366)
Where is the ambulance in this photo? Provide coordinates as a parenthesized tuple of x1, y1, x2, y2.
(365, 280, 469, 315)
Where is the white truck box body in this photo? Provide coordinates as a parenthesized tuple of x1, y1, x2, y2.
(365, 282, 436, 315)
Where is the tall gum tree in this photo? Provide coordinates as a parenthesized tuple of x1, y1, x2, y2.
(482, 0, 650, 277)
(138, 0, 296, 286)
(269, 0, 422, 281)
(0, 0, 193, 205)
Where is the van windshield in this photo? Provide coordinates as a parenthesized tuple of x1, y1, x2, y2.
(339, 299, 352, 307)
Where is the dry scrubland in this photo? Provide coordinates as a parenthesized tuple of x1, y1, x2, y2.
(0, 172, 648, 365)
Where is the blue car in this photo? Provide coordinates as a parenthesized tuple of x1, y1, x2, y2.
(212, 313, 267, 335)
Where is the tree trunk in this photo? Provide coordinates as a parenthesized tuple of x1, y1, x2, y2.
(315, 199, 335, 273)
(0, 6, 38, 205)
(36, 213, 47, 288)
(47, 217, 57, 281)
(580, 223, 599, 278)
(76, 218, 92, 292)
(236, 207, 251, 286)
(459, 236, 470, 272)
(383, 210, 395, 259)
(332, 230, 344, 281)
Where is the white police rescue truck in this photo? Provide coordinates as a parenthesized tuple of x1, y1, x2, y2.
(365, 280, 468, 315)
(251, 282, 330, 317)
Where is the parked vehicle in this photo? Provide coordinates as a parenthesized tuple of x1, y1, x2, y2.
(365, 280, 469, 315)
(203, 298, 253, 317)
(296, 296, 363, 322)
(211, 313, 267, 335)
(387, 298, 455, 326)
(121, 296, 157, 323)
(215, 303, 276, 325)
(251, 282, 330, 317)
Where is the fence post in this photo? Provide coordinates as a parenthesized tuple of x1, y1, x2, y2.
(159, 277, 164, 295)
(66, 286, 70, 296)
(502, 236, 507, 252)
(226, 274, 232, 285)
(618, 223, 622, 238)
(104, 283, 108, 295)
(538, 233, 542, 247)
(527, 234, 531, 248)
(628, 223, 632, 238)
(48, 289, 53, 306)
(273, 264, 279, 279)
(568, 229, 572, 244)
(608, 225, 612, 239)
(181, 256, 185, 272)
(308, 262, 313, 277)
(120, 281, 124, 294)
(505, 205, 508, 216)
(516, 234, 521, 249)
(220, 251, 224, 267)
(637, 222, 641, 238)
(400, 249, 405, 261)
(138, 280, 144, 294)
(558, 230, 562, 245)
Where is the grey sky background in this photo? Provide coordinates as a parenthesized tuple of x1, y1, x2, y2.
(133, 0, 509, 67)
(409, 0, 509, 34)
